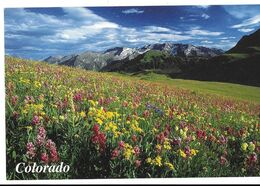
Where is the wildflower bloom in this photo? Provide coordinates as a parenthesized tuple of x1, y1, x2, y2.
(41, 153, 49, 164)
(111, 148, 119, 159)
(79, 111, 86, 118)
(36, 135, 45, 146)
(123, 147, 133, 160)
(179, 150, 187, 158)
(154, 156, 162, 167)
(184, 146, 191, 156)
(38, 127, 46, 138)
(191, 149, 198, 156)
(134, 146, 140, 156)
(241, 142, 248, 152)
(45, 139, 59, 162)
(32, 115, 40, 125)
(91, 124, 107, 153)
(156, 132, 165, 144)
(248, 142, 255, 152)
(26, 142, 36, 159)
(146, 157, 152, 164)
(92, 124, 100, 135)
(197, 130, 206, 140)
(156, 144, 162, 153)
(163, 140, 172, 150)
(219, 135, 228, 144)
(73, 92, 83, 102)
(247, 153, 257, 165)
(11, 95, 18, 105)
(118, 141, 125, 149)
(220, 156, 228, 165)
(172, 137, 181, 146)
(165, 162, 174, 171)
(131, 135, 137, 143)
(50, 147, 59, 162)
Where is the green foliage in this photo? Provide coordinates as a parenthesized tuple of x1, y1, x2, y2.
(140, 50, 168, 70)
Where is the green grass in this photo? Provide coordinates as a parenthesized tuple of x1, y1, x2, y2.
(223, 53, 249, 59)
(106, 71, 260, 103)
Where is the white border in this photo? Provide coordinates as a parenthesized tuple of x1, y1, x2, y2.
(1, 0, 260, 184)
(2, 0, 260, 7)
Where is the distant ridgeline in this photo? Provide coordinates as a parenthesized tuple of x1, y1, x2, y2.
(42, 29, 260, 86)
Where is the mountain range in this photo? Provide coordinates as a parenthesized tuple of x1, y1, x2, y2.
(43, 29, 260, 86)
(43, 43, 223, 71)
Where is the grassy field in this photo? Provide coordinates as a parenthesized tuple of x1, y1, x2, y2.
(6, 57, 260, 179)
(106, 71, 260, 103)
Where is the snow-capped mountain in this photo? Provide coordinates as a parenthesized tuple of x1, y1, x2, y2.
(141, 43, 223, 57)
(43, 43, 223, 71)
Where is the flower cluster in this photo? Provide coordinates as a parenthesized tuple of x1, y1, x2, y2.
(91, 124, 107, 153)
(26, 126, 59, 164)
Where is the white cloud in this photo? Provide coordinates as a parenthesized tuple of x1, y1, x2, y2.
(220, 40, 230, 43)
(44, 22, 119, 43)
(197, 5, 210, 9)
(143, 26, 182, 34)
(231, 15, 260, 28)
(220, 37, 236, 40)
(238, 28, 255, 33)
(5, 8, 67, 32)
(201, 13, 210, 19)
(224, 5, 260, 19)
(62, 7, 104, 22)
(21, 46, 43, 51)
(201, 40, 213, 44)
(187, 29, 223, 36)
(122, 8, 144, 14)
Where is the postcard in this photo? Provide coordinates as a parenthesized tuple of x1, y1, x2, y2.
(3, 0, 260, 183)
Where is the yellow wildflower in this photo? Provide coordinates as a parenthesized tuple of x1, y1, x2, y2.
(163, 140, 172, 150)
(248, 142, 255, 152)
(165, 162, 174, 171)
(191, 149, 198, 156)
(241, 142, 248, 152)
(123, 143, 134, 160)
(59, 115, 65, 121)
(146, 157, 152, 164)
(95, 118, 103, 125)
(152, 127, 158, 133)
(156, 144, 162, 152)
(179, 150, 187, 158)
(154, 156, 162, 167)
(89, 100, 98, 107)
(79, 111, 86, 118)
(106, 111, 114, 119)
(34, 81, 41, 88)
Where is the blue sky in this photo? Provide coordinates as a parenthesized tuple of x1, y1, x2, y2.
(4, 5, 260, 59)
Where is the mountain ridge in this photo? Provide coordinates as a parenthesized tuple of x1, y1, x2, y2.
(43, 43, 224, 71)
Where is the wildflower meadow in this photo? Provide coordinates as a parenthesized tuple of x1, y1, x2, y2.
(5, 56, 260, 179)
